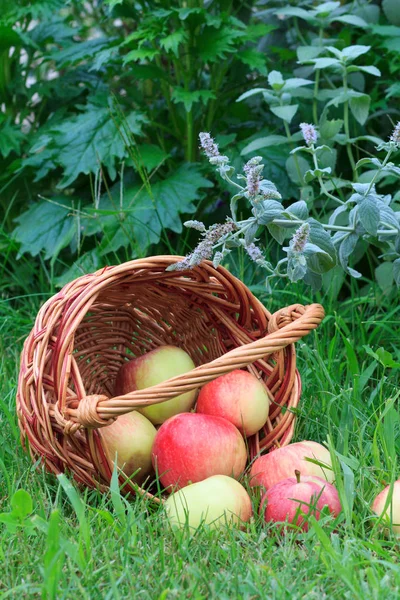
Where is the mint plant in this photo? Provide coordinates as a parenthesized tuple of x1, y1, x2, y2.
(172, 126, 400, 292)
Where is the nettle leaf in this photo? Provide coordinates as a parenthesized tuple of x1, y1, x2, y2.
(159, 30, 187, 56)
(39, 108, 148, 188)
(349, 94, 370, 125)
(171, 88, 216, 112)
(270, 105, 298, 123)
(237, 48, 267, 74)
(358, 196, 380, 235)
(341, 45, 370, 61)
(130, 144, 170, 172)
(48, 38, 112, 67)
(94, 165, 212, 256)
(13, 198, 76, 261)
(0, 119, 25, 158)
(197, 25, 244, 62)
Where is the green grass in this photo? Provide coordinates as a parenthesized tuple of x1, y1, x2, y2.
(1, 266, 400, 599)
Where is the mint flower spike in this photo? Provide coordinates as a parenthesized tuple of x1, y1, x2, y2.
(244, 157, 264, 198)
(291, 223, 310, 252)
(389, 122, 400, 145)
(199, 132, 229, 166)
(300, 122, 318, 147)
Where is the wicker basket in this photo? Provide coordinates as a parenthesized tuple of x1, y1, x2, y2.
(16, 256, 324, 499)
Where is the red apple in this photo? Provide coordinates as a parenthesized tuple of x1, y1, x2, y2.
(99, 411, 157, 485)
(196, 369, 270, 437)
(165, 475, 252, 530)
(250, 441, 334, 490)
(372, 480, 400, 535)
(151, 412, 247, 491)
(260, 473, 342, 532)
(114, 345, 197, 425)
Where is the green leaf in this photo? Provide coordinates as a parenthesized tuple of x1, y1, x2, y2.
(358, 196, 380, 235)
(268, 70, 284, 90)
(13, 198, 75, 261)
(241, 135, 289, 155)
(275, 7, 313, 21)
(130, 144, 169, 172)
(297, 45, 324, 62)
(97, 165, 212, 256)
(393, 258, 400, 287)
(49, 38, 112, 67)
(312, 57, 341, 69)
(283, 78, 314, 90)
(285, 155, 310, 185)
(55, 249, 103, 287)
(357, 65, 381, 77)
(197, 25, 244, 62)
(349, 94, 370, 125)
(375, 263, 394, 294)
(171, 88, 216, 112)
(383, 0, 400, 26)
(332, 15, 368, 28)
(319, 118, 343, 139)
(338, 232, 358, 271)
(287, 200, 308, 220)
(0, 119, 25, 158)
(341, 45, 370, 61)
(10, 490, 33, 519)
(88, 47, 119, 72)
(307, 219, 336, 272)
(236, 48, 267, 74)
(159, 30, 187, 56)
(236, 88, 269, 102)
(270, 104, 298, 123)
(123, 48, 160, 63)
(45, 107, 148, 187)
(267, 222, 288, 244)
(257, 200, 284, 225)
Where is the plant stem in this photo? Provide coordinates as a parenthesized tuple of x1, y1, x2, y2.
(366, 148, 393, 195)
(311, 147, 344, 205)
(283, 121, 303, 184)
(343, 71, 357, 180)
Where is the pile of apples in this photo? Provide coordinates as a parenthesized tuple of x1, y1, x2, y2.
(100, 345, 398, 534)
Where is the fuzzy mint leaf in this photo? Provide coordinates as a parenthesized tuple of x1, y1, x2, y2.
(270, 105, 298, 124)
(358, 196, 380, 235)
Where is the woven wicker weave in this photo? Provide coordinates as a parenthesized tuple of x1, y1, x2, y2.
(16, 256, 324, 499)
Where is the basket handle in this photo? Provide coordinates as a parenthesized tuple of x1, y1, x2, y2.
(62, 303, 324, 432)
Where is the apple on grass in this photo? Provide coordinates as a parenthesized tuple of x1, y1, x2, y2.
(250, 441, 334, 490)
(152, 412, 247, 491)
(372, 480, 400, 535)
(114, 345, 197, 425)
(196, 369, 270, 437)
(165, 475, 252, 530)
(99, 411, 157, 485)
(261, 472, 342, 532)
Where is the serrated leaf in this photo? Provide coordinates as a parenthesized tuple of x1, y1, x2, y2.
(130, 144, 170, 172)
(171, 88, 216, 112)
(270, 104, 298, 123)
(123, 48, 160, 63)
(13, 198, 75, 261)
(0, 119, 25, 158)
(197, 25, 244, 62)
(41, 108, 148, 188)
(237, 48, 267, 74)
(359, 196, 380, 235)
(49, 38, 112, 67)
(159, 30, 187, 56)
(349, 94, 370, 125)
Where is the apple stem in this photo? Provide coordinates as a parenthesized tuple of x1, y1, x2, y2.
(295, 470, 301, 484)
